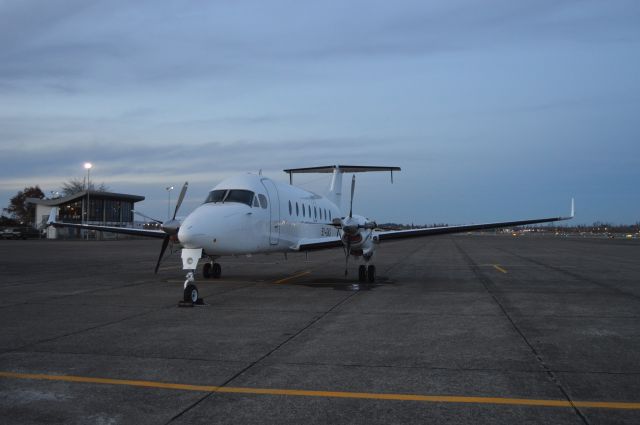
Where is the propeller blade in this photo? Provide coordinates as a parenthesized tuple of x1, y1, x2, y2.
(154, 235, 171, 274)
(349, 175, 355, 218)
(344, 241, 350, 276)
(172, 182, 188, 220)
(133, 210, 162, 224)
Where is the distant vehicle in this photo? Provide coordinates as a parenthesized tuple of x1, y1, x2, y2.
(0, 227, 40, 240)
(0, 228, 21, 239)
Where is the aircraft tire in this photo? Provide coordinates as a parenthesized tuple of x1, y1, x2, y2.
(184, 284, 199, 303)
(367, 265, 376, 283)
(358, 265, 367, 282)
(203, 263, 212, 279)
(212, 263, 222, 278)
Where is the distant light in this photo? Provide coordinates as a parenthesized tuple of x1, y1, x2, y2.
(84, 162, 93, 169)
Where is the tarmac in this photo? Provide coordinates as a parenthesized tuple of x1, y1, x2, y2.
(0, 234, 639, 424)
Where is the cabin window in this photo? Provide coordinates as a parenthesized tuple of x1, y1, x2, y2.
(258, 194, 268, 209)
(288, 200, 292, 215)
(253, 196, 259, 207)
(308, 205, 311, 217)
(302, 204, 305, 217)
(296, 202, 299, 216)
(314, 206, 317, 219)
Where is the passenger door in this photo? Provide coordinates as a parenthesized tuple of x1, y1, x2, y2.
(261, 179, 280, 245)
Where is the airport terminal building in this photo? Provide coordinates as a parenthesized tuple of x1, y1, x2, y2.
(28, 190, 145, 239)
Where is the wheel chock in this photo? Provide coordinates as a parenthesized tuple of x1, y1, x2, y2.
(177, 298, 206, 307)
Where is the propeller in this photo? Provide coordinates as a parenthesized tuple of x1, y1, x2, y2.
(344, 236, 351, 276)
(349, 174, 355, 218)
(133, 210, 162, 224)
(155, 182, 188, 274)
(343, 175, 356, 275)
(332, 175, 377, 275)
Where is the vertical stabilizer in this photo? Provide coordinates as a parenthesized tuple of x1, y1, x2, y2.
(328, 166, 343, 208)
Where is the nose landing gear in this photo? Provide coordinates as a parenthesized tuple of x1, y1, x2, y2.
(179, 248, 206, 306)
(179, 271, 205, 306)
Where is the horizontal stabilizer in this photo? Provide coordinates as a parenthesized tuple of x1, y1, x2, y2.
(284, 165, 401, 185)
(284, 165, 400, 174)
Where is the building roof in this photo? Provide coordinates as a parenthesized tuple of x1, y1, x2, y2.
(27, 190, 145, 206)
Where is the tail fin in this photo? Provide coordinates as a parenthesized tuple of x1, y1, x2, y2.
(47, 207, 58, 225)
(283, 165, 400, 209)
(570, 198, 575, 218)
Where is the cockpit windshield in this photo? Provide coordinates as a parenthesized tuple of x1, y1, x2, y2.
(204, 189, 255, 207)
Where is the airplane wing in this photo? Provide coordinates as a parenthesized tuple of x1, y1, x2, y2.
(48, 221, 167, 238)
(377, 201, 574, 241)
(47, 208, 166, 239)
(296, 199, 574, 250)
(294, 236, 343, 251)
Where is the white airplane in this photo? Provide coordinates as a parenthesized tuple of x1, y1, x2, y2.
(47, 165, 574, 304)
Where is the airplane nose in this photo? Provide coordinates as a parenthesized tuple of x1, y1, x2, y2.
(177, 203, 252, 253)
(177, 213, 207, 249)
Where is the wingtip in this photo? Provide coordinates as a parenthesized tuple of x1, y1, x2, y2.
(570, 197, 575, 218)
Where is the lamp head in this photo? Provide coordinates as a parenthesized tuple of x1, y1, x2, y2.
(84, 162, 93, 170)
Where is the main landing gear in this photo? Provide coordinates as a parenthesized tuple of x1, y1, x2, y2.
(202, 262, 222, 279)
(358, 264, 376, 283)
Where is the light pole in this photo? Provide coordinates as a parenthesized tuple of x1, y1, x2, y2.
(166, 186, 174, 220)
(84, 162, 92, 239)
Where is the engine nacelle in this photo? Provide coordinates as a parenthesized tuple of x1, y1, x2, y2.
(338, 214, 378, 260)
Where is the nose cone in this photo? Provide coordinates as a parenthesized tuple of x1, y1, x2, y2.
(178, 209, 208, 249)
(177, 203, 253, 254)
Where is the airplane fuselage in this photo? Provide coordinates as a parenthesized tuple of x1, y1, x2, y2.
(178, 174, 343, 256)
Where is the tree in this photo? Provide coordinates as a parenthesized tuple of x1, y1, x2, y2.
(61, 178, 109, 196)
(3, 186, 45, 224)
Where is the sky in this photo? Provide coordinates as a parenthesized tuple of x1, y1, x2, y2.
(1, 0, 638, 225)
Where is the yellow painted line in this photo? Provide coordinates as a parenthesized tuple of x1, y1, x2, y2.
(1, 371, 640, 410)
(274, 270, 311, 284)
(493, 264, 508, 274)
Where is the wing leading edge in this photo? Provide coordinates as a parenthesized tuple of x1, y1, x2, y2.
(47, 208, 166, 239)
(296, 199, 574, 251)
(378, 199, 575, 241)
(295, 236, 343, 252)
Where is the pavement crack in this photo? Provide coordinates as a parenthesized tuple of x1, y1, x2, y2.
(164, 288, 360, 424)
(496, 246, 640, 301)
(452, 238, 592, 425)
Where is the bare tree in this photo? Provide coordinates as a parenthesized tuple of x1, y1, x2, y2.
(61, 178, 109, 196)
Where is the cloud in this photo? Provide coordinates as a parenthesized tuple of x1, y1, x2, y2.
(0, 0, 638, 223)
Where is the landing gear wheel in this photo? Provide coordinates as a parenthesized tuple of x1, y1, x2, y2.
(184, 284, 199, 303)
(212, 263, 222, 278)
(202, 263, 212, 279)
(367, 265, 376, 283)
(358, 265, 367, 282)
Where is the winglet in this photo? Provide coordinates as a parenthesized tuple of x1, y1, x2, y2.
(47, 207, 58, 225)
(570, 198, 575, 218)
